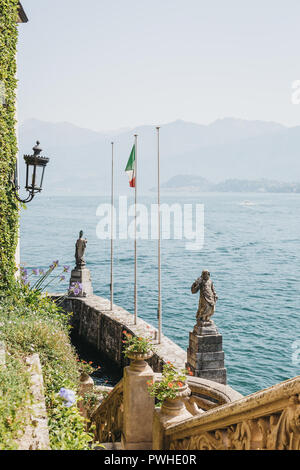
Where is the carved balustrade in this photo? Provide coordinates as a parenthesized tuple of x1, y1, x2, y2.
(161, 376, 300, 450)
(91, 379, 123, 443)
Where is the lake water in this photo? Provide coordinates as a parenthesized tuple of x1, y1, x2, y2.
(20, 193, 300, 396)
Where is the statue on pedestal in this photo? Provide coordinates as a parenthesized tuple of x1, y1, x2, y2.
(69, 230, 93, 298)
(75, 230, 87, 269)
(187, 270, 226, 384)
(191, 270, 218, 325)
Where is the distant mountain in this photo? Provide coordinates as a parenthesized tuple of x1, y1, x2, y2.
(158, 175, 300, 193)
(160, 175, 214, 191)
(18, 117, 300, 195)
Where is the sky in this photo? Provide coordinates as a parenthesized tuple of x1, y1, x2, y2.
(17, 0, 300, 131)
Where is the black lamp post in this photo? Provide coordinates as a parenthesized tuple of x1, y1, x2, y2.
(12, 141, 49, 203)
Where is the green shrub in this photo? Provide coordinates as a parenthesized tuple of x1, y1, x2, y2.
(0, 355, 31, 449)
(0, 283, 96, 449)
(47, 393, 94, 450)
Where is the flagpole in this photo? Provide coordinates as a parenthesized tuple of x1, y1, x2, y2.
(156, 127, 162, 343)
(110, 142, 114, 311)
(134, 134, 138, 325)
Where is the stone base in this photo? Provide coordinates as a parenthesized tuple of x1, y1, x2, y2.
(122, 364, 154, 449)
(186, 320, 227, 385)
(69, 268, 93, 297)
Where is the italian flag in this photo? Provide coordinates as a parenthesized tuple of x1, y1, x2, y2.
(125, 144, 136, 188)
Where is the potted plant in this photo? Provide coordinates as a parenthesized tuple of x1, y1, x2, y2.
(147, 362, 191, 415)
(122, 331, 155, 371)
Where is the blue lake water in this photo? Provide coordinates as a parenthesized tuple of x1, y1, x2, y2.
(20, 193, 300, 396)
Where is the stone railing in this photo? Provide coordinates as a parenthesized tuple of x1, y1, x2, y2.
(91, 379, 123, 443)
(90, 371, 242, 447)
(185, 376, 243, 415)
(157, 375, 300, 450)
(152, 373, 242, 416)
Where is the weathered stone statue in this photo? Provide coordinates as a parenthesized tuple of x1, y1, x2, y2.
(69, 230, 93, 298)
(191, 270, 218, 325)
(187, 270, 226, 384)
(75, 230, 87, 269)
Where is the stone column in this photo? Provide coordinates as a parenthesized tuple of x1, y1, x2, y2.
(122, 357, 155, 450)
(69, 267, 93, 297)
(152, 384, 192, 450)
(186, 320, 227, 385)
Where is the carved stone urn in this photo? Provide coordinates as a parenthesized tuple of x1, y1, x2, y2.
(161, 382, 191, 417)
(127, 351, 153, 373)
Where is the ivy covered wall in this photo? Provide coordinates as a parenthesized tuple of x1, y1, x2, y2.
(0, 0, 19, 290)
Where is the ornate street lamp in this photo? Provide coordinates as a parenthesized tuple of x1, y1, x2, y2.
(12, 141, 49, 203)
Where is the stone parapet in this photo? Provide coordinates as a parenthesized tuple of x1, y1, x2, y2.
(17, 354, 50, 450)
(56, 294, 187, 373)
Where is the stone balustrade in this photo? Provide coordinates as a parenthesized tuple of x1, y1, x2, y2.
(90, 363, 242, 448)
(91, 379, 124, 443)
(160, 375, 300, 450)
(88, 343, 300, 450)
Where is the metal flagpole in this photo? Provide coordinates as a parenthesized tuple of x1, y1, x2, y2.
(134, 134, 138, 325)
(157, 127, 162, 343)
(110, 142, 114, 311)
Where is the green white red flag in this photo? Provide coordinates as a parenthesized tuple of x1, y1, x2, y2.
(125, 144, 136, 188)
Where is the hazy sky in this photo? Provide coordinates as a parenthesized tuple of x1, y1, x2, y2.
(17, 0, 300, 131)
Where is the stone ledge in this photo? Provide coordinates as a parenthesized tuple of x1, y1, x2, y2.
(55, 294, 187, 373)
(17, 354, 50, 450)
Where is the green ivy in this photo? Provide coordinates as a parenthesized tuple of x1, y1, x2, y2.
(0, 0, 20, 291)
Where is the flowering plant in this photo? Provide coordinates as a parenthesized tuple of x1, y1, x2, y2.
(20, 261, 70, 293)
(147, 362, 187, 405)
(122, 331, 155, 358)
(77, 358, 100, 376)
(59, 388, 77, 408)
(69, 281, 83, 297)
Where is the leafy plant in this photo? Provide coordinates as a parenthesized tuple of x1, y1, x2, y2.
(147, 362, 187, 406)
(0, 282, 98, 449)
(122, 331, 155, 358)
(78, 359, 100, 376)
(0, 0, 19, 291)
(47, 393, 95, 450)
(20, 261, 70, 293)
(0, 355, 31, 449)
(82, 391, 102, 409)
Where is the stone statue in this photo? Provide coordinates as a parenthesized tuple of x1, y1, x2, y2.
(191, 270, 218, 325)
(75, 230, 87, 269)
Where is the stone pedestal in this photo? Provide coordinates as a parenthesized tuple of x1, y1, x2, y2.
(153, 384, 193, 450)
(186, 320, 227, 385)
(122, 358, 155, 450)
(69, 267, 93, 297)
(78, 372, 94, 396)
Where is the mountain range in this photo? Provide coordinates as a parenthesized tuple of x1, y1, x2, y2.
(18, 117, 300, 195)
(158, 175, 300, 193)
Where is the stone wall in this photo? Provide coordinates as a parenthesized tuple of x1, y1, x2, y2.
(59, 295, 187, 372)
